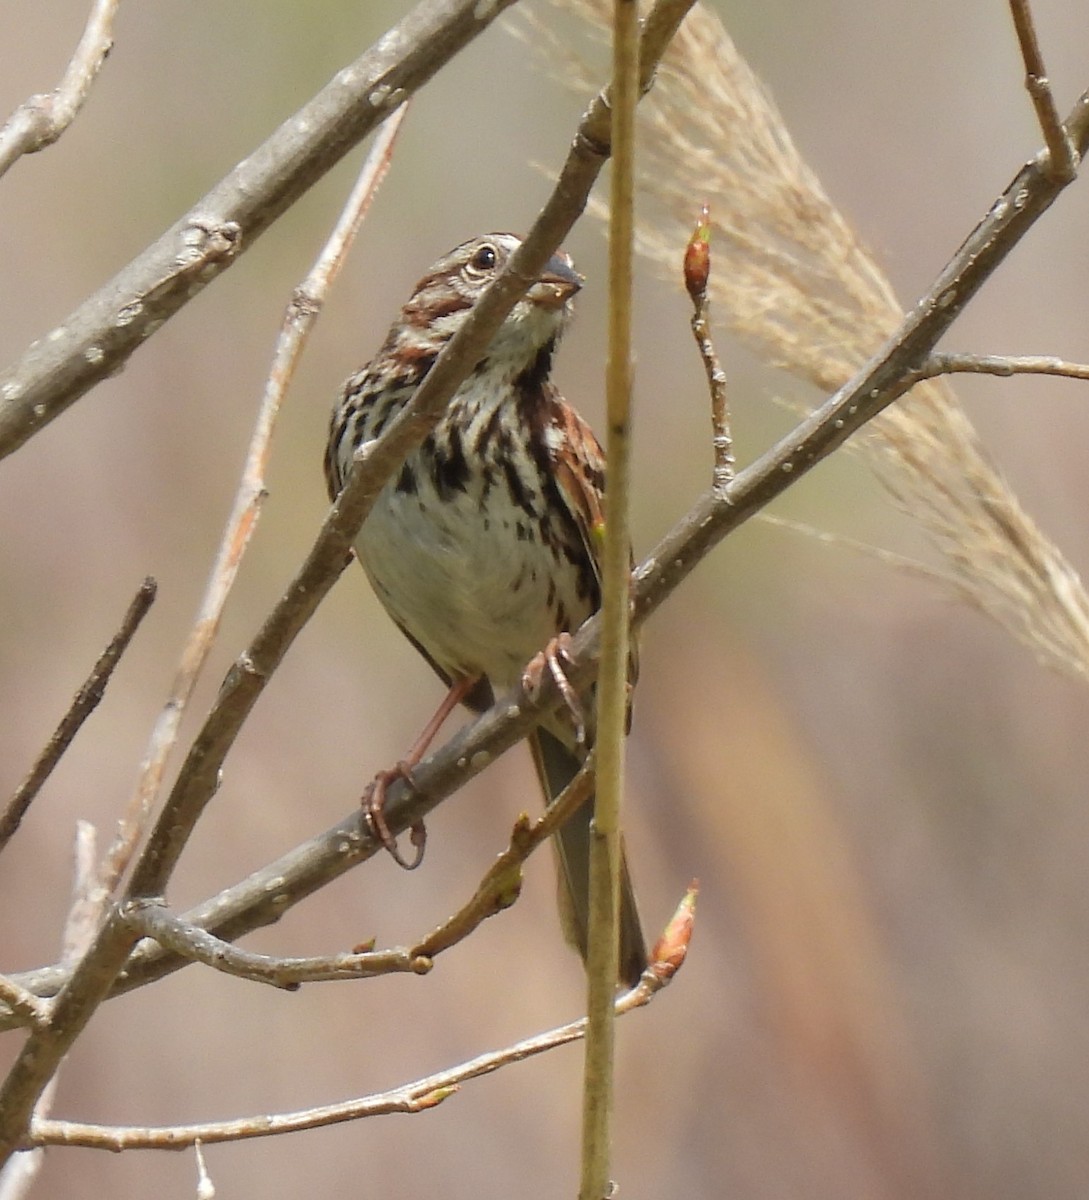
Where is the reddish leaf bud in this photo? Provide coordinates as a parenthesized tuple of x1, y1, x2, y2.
(650, 880, 699, 981)
(684, 205, 711, 301)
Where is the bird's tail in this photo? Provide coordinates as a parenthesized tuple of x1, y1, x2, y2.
(528, 726, 647, 988)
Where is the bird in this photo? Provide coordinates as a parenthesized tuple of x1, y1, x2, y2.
(325, 232, 646, 987)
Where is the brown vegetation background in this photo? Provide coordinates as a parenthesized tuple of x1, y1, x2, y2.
(2, 0, 1088, 1196)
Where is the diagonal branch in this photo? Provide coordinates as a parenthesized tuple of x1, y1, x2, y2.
(0, 0, 521, 461)
(96, 104, 410, 900)
(0, 579, 156, 857)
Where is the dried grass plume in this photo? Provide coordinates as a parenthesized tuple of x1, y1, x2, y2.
(517, 0, 1089, 682)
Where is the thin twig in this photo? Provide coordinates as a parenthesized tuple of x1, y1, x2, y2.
(29, 896, 693, 1153)
(61, 822, 105, 966)
(1008, 0, 1077, 182)
(0, 0, 120, 180)
(193, 1141, 214, 1200)
(413, 763, 595, 958)
(6, 764, 597, 1010)
(580, 0, 639, 1195)
(122, 903, 428, 987)
(0, 579, 156, 858)
(0, 825, 101, 1200)
(97, 107, 409, 899)
(0, 978, 46, 1031)
(684, 205, 733, 492)
(913, 351, 1089, 383)
(0, 0, 520, 462)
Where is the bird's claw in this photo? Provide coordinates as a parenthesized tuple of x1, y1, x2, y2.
(362, 761, 426, 871)
(522, 632, 587, 745)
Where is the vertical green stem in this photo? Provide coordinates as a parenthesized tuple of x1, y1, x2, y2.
(579, 0, 638, 1196)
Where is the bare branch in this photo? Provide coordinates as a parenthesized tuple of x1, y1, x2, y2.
(0, 978, 46, 1031)
(1009, 0, 1077, 182)
(629, 81, 1089, 627)
(61, 822, 105, 965)
(684, 206, 733, 492)
(0, 825, 101, 1200)
(7, 763, 595, 1012)
(914, 352, 1089, 383)
(120, 760, 592, 987)
(543, 0, 1089, 684)
(122, 903, 428, 988)
(0, 579, 156, 857)
(0, 0, 520, 462)
(193, 1142, 214, 1200)
(413, 762, 595, 958)
(28, 923, 689, 1153)
(97, 106, 410, 899)
(0, 0, 119, 180)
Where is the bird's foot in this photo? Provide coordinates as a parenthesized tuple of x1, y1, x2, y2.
(362, 762, 426, 871)
(522, 632, 587, 745)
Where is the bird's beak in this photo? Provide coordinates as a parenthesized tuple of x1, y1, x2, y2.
(527, 251, 584, 309)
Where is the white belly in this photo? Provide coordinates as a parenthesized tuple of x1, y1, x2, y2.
(358, 472, 588, 690)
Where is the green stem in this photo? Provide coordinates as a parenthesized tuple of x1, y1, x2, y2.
(579, 0, 638, 1196)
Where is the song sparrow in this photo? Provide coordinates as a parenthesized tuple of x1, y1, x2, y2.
(326, 233, 646, 986)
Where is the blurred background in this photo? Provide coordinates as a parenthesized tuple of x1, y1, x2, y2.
(2, 0, 1089, 1196)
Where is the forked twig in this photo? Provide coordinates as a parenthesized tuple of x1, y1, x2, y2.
(28, 887, 696, 1153)
(0, 0, 120, 180)
(0, 579, 156, 857)
(1008, 0, 1077, 182)
(0, 978, 46, 1031)
(0, 0, 520, 461)
(122, 902, 429, 987)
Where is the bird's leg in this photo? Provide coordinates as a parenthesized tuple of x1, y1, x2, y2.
(522, 633, 587, 745)
(363, 675, 479, 870)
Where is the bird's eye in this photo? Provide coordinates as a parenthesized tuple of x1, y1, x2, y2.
(468, 244, 497, 273)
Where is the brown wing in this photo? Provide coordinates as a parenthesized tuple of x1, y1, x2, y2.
(549, 397, 608, 590)
(547, 393, 639, 702)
